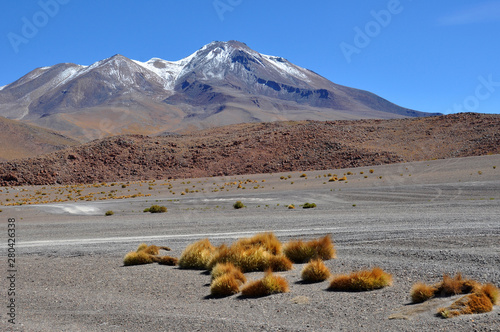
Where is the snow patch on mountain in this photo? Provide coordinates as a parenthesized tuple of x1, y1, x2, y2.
(51, 66, 86, 90)
(261, 54, 311, 82)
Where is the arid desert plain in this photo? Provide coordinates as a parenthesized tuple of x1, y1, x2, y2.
(1, 155, 499, 331)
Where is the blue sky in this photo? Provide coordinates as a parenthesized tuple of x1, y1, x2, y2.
(1, 0, 499, 114)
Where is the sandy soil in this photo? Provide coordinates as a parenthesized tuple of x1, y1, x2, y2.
(1, 155, 499, 331)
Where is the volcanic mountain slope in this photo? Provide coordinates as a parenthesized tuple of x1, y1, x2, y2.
(0, 113, 497, 186)
(0, 41, 439, 141)
(0, 116, 79, 162)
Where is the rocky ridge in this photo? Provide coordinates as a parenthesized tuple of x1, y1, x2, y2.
(0, 113, 498, 186)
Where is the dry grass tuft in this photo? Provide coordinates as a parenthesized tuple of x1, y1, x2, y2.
(210, 246, 292, 273)
(268, 255, 293, 272)
(438, 292, 494, 318)
(301, 259, 331, 283)
(152, 255, 178, 266)
(123, 251, 155, 266)
(210, 274, 243, 297)
(136, 243, 148, 252)
(410, 282, 437, 303)
(328, 267, 393, 291)
(241, 271, 289, 297)
(411, 273, 482, 303)
(137, 244, 171, 255)
(211, 263, 246, 284)
(178, 239, 216, 270)
(481, 283, 499, 305)
(207, 233, 291, 273)
(283, 235, 336, 263)
(124, 243, 176, 266)
(234, 233, 282, 255)
(438, 273, 481, 296)
(140, 245, 161, 255)
(410, 273, 499, 318)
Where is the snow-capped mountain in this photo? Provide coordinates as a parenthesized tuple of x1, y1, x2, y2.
(0, 40, 439, 141)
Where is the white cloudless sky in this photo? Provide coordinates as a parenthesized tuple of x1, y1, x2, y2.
(0, 0, 499, 114)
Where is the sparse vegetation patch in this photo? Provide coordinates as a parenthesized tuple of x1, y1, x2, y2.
(302, 202, 316, 209)
(123, 243, 174, 266)
(241, 271, 289, 297)
(301, 259, 331, 283)
(178, 238, 216, 270)
(233, 201, 245, 209)
(328, 267, 392, 291)
(144, 205, 167, 213)
(283, 235, 336, 263)
(409, 273, 499, 318)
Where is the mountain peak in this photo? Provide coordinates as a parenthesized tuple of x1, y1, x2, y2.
(0, 40, 440, 141)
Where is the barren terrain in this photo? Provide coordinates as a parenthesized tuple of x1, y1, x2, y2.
(1, 113, 499, 186)
(1, 155, 499, 331)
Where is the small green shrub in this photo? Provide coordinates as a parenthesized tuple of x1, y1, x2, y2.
(233, 201, 245, 209)
(105, 210, 114, 216)
(144, 205, 167, 213)
(302, 202, 316, 209)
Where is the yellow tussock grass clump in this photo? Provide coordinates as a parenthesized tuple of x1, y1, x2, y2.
(410, 273, 499, 318)
(283, 235, 336, 263)
(301, 259, 331, 283)
(136, 243, 148, 252)
(178, 239, 216, 270)
(140, 244, 171, 255)
(438, 292, 494, 318)
(439, 273, 481, 296)
(124, 243, 175, 266)
(123, 251, 154, 266)
(328, 267, 392, 291)
(410, 282, 438, 303)
(152, 256, 178, 266)
(207, 233, 292, 273)
(241, 271, 289, 297)
(234, 232, 282, 255)
(410, 273, 488, 304)
(210, 245, 292, 273)
(211, 274, 243, 297)
(211, 263, 246, 284)
(482, 283, 499, 305)
(267, 254, 293, 272)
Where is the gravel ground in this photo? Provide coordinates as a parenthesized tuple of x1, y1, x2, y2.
(1, 156, 499, 331)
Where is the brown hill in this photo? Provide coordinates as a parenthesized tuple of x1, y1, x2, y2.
(0, 113, 498, 186)
(0, 116, 80, 161)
